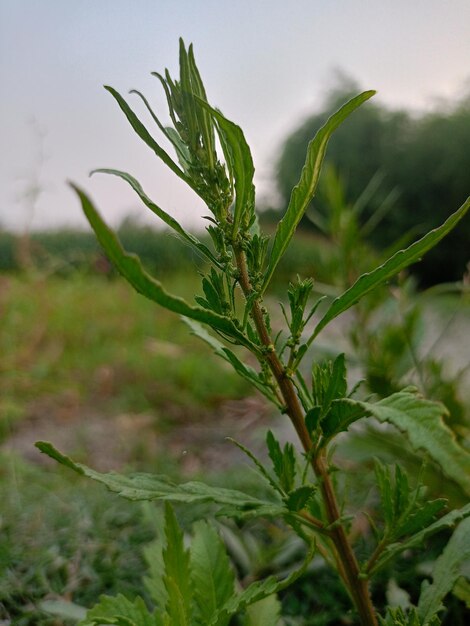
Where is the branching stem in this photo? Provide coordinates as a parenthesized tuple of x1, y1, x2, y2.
(234, 245, 378, 626)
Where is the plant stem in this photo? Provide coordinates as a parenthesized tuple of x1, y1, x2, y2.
(234, 246, 378, 626)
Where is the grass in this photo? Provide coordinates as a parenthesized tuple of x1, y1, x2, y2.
(0, 271, 251, 442)
(1, 269, 469, 624)
(0, 269, 255, 624)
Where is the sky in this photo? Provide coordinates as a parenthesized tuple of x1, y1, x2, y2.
(1, 0, 469, 233)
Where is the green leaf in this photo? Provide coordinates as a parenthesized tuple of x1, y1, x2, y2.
(261, 91, 375, 293)
(321, 353, 347, 414)
(184, 319, 280, 405)
(210, 545, 314, 625)
(128, 89, 192, 172)
(187, 43, 216, 170)
(104, 86, 203, 198)
(418, 517, 470, 624)
(35, 441, 282, 516)
(373, 460, 446, 542)
(266, 431, 297, 493)
(162, 504, 192, 626)
(226, 437, 283, 496)
(78, 594, 161, 626)
(369, 502, 470, 576)
(245, 594, 281, 626)
(320, 398, 365, 440)
(91, 169, 219, 265)
(359, 389, 470, 495)
(143, 533, 167, 610)
(286, 485, 317, 512)
(197, 99, 255, 235)
(71, 184, 257, 352)
(310, 196, 470, 341)
(190, 521, 235, 626)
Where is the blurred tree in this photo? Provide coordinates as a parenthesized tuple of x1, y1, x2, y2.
(275, 78, 470, 285)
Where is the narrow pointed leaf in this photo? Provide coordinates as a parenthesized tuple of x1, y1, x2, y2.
(128, 90, 192, 171)
(104, 86, 202, 198)
(184, 319, 279, 405)
(418, 517, 470, 624)
(197, 98, 255, 235)
(226, 437, 283, 495)
(310, 196, 470, 340)
(162, 504, 192, 625)
(261, 91, 375, 293)
(35, 442, 281, 515)
(71, 184, 256, 350)
(91, 169, 219, 265)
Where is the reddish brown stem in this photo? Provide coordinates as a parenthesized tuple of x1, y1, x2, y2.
(234, 247, 378, 626)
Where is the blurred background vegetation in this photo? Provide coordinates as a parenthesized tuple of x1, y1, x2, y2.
(1, 86, 469, 624)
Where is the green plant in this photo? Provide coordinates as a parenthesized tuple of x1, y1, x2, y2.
(37, 40, 470, 625)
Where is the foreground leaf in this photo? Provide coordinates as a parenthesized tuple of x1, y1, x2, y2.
(71, 183, 257, 352)
(310, 196, 470, 340)
(191, 521, 235, 626)
(104, 86, 203, 199)
(261, 90, 375, 293)
(418, 517, 470, 624)
(162, 504, 192, 626)
(35, 442, 283, 518)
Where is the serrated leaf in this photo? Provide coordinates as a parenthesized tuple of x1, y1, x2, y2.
(104, 86, 202, 198)
(310, 196, 470, 340)
(261, 91, 375, 294)
(245, 594, 281, 626)
(190, 521, 235, 626)
(320, 398, 365, 440)
(304, 406, 322, 436)
(162, 504, 192, 625)
(71, 184, 256, 351)
(266, 431, 296, 493)
(196, 99, 255, 235)
(91, 169, 219, 265)
(397, 499, 447, 538)
(321, 353, 347, 414)
(286, 485, 317, 512)
(35, 441, 281, 515)
(78, 594, 161, 626)
(358, 390, 470, 495)
(374, 460, 394, 527)
(373, 460, 446, 541)
(143, 535, 167, 610)
(370, 503, 470, 576)
(418, 517, 470, 624)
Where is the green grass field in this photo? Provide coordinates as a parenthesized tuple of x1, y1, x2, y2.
(1, 270, 469, 625)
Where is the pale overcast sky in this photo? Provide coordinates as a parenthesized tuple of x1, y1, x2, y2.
(1, 0, 469, 232)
